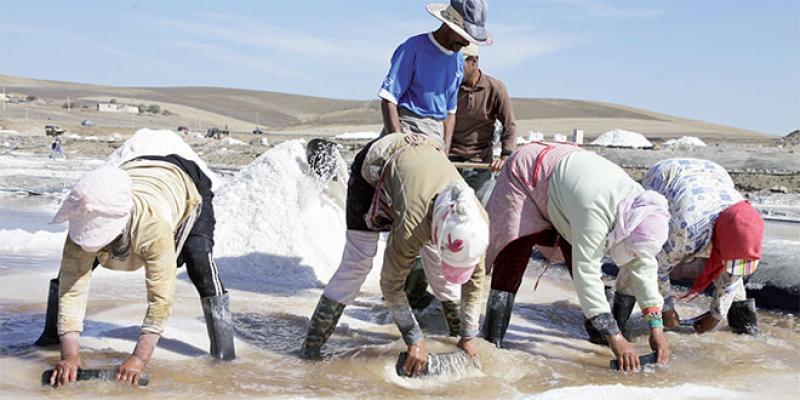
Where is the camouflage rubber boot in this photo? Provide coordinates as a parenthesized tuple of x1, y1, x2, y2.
(441, 300, 461, 337)
(35, 278, 60, 346)
(482, 289, 515, 348)
(300, 295, 345, 360)
(405, 257, 434, 310)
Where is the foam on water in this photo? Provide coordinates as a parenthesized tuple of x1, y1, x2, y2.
(524, 383, 738, 400)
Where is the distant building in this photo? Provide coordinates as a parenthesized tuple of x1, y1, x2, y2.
(97, 102, 138, 114)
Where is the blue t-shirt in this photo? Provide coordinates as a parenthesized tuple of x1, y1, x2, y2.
(377, 33, 464, 121)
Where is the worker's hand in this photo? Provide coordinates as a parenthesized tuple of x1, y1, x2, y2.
(608, 333, 639, 371)
(649, 328, 670, 365)
(490, 155, 508, 172)
(116, 355, 147, 385)
(693, 313, 720, 334)
(403, 341, 428, 377)
(50, 355, 81, 387)
(663, 309, 680, 329)
(458, 337, 479, 359)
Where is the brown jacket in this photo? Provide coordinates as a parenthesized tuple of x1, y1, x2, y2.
(361, 133, 486, 344)
(450, 72, 516, 163)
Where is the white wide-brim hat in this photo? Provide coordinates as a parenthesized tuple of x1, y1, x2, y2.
(427, 3, 493, 46)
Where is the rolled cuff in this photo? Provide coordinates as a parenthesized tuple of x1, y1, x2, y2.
(141, 322, 165, 336)
(388, 304, 423, 345)
(378, 88, 398, 105)
(460, 325, 480, 338)
(57, 321, 83, 336)
(590, 312, 621, 337)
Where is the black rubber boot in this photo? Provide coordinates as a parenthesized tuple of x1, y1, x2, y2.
(728, 298, 758, 335)
(611, 292, 637, 338)
(482, 289, 515, 348)
(35, 278, 60, 346)
(201, 293, 236, 361)
(441, 300, 461, 337)
(300, 295, 345, 360)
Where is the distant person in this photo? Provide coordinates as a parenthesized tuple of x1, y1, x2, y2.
(449, 43, 516, 204)
(41, 154, 235, 387)
(49, 137, 65, 159)
(301, 133, 488, 379)
(483, 142, 671, 371)
(378, 0, 492, 313)
(636, 158, 764, 334)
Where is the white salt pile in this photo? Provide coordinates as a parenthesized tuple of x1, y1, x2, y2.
(336, 131, 379, 140)
(107, 128, 221, 189)
(212, 140, 349, 293)
(591, 129, 653, 148)
(662, 136, 707, 148)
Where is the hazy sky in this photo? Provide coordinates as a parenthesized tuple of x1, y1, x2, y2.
(1, 0, 798, 135)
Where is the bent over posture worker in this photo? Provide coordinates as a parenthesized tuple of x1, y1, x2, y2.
(482, 142, 671, 371)
(639, 158, 763, 334)
(301, 133, 488, 377)
(42, 155, 235, 386)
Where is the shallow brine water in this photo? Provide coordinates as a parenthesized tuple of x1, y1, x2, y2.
(0, 147, 798, 399)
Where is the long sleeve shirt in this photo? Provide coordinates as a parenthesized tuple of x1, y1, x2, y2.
(57, 160, 201, 336)
(450, 72, 517, 162)
(546, 152, 663, 321)
(361, 133, 486, 344)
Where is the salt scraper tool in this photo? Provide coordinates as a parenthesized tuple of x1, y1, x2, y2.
(609, 351, 658, 371)
(395, 351, 478, 378)
(41, 368, 150, 386)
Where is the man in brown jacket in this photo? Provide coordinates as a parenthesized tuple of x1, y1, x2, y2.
(449, 44, 516, 204)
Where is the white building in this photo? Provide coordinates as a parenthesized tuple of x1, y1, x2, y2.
(97, 102, 138, 114)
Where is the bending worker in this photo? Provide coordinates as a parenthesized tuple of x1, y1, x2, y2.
(43, 155, 235, 386)
(636, 158, 763, 334)
(302, 133, 488, 377)
(482, 142, 671, 371)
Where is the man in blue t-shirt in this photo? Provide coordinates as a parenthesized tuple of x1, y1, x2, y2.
(378, 0, 492, 151)
(301, 1, 492, 373)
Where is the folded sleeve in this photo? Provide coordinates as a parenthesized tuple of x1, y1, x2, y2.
(57, 237, 97, 335)
(622, 256, 664, 311)
(380, 232, 424, 345)
(459, 256, 485, 338)
(494, 80, 517, 156)
(378, 41, 415, 105)
(138, 222, 178, 335)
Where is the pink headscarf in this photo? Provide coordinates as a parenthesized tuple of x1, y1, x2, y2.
(605, 190, 670, 266)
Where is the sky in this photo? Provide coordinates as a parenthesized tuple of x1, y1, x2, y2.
(0, 0, 798, 135)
